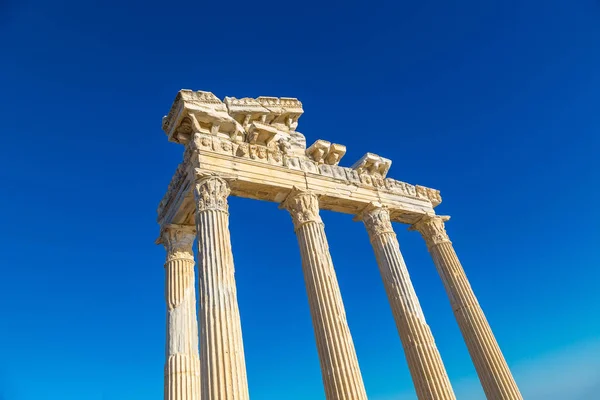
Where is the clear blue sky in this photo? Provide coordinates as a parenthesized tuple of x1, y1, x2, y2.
(1, 1, 599, 399)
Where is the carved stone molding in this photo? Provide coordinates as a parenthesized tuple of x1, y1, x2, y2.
(306, 140, 346, 165)
(159, 90, 443, 217)
(193, 175, 231, 213)
(156, 89, 522, 400)
(162, 225, 196, 262)
(280, 188, 322, 230)
(416, 185, 442, 207)
(357, 203, 394, 238)
(410, 215, 452, 248)
(157, 163, 189, 223)
(351, 152, 392, 178)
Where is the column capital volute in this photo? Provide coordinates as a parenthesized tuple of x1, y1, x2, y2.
(354, 202, 395, 238)
(409, 214, 452, 248)
(279, 187, 322, 230)
(157, 224, 196, 262)
(193, 172, 232, 213)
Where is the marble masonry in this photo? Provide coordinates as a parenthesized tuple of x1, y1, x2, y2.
(156, 90, 522, 400)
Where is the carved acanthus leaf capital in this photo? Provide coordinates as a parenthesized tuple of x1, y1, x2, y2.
(280, 188, 322, 230)
(193, 174, 231, 212)
(357, 203, 394, 238)
(161, 225, 196, 262)
(410, 215, 451, 248)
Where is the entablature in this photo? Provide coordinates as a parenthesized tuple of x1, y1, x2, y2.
(157, 90, 442, 227)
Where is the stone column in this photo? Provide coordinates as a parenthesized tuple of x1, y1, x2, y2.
(357, 204, 455, 400)
(281, 188, 367, 400)
(194, 175, 249, 400)
(411, 215, 522, 400)
(161, 225, 201, 400)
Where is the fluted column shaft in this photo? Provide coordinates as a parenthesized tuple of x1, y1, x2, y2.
(281, 188, 367, 400)
(194, 175, 249, 400)
(411, 216, 522, 400)
(359, 205, 455, 400)
(162, 226, 201, 400)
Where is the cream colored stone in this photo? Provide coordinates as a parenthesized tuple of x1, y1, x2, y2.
(160, 225, 201, 400)
(194, 175, 249, 400)
(306, 140, 347, 165)
(357, 204, 455, 400)
(157, 91, 442, 229)
(281, 188, 367, 400)
(411, 216, 523, 400)
(157, 89, 522, 400)
(351, 152, 392, 178)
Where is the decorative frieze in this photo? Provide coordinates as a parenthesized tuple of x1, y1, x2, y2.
(157, 89, 521, 400)
(416, 185, 443, 207)
(184, 130, 437, 199)
(160, 90, 443, 217)
(157, 163, 189, 223)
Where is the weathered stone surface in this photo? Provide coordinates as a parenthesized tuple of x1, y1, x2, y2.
(351, 152, 392, 178)
(357, 204, 456, 400)
(156, 89, 522, 400)
(411, 216, 523, 400)
(157, 91, 442, 229)
(160, 225, 201, 400)
(194, 175, 249, 400)
(281, 188, 368, 400)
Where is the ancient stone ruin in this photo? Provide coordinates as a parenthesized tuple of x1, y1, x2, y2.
(157, 90, 523, 400)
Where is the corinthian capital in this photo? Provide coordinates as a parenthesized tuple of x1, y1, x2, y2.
(410, 215, 451, 248)
(194, 174, 231, 212)
(161, 225, 196, 262)
(280, 188, 322, 230)
(357, 203, 394, 238)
